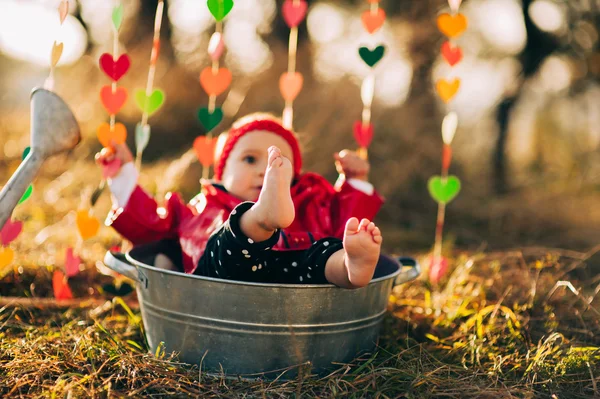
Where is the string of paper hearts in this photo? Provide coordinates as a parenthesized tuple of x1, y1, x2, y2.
(195, 0, 234, 181)
(134, 0, 166, 172)
(355, 0, 387, 160)
(428, 0, 466, 284)
(280, 0, 307, 129)
(0, 150, 29, 267)
(1, 1, 69, 272)
(44, 0, 69, 91)
(53, 3, 129, 300)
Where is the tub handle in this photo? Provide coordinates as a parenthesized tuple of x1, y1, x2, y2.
(103, 251, 139, 282)
(394, 256, 421, 286)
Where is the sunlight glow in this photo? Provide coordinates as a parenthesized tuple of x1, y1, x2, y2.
(537, 56, 572, 93)
(309, 4, 413, 107)
(0, 1, 87, 66)
(471, 0, 526, 55)
(529, 0, 566, 34)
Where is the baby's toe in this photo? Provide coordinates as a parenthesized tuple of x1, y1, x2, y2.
(345, 217, 359, 234)
(366, 222, 376, 233)
(358, 218, 370, 231)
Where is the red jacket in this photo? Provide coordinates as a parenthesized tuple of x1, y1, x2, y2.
(106, 172, 384, 274)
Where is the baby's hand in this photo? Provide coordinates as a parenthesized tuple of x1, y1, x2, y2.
(95, 141, 134, 171)
(334, 149, 369, 181)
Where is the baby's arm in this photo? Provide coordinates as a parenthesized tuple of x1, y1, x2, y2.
(95, 143, 191, 245)
(330, 150, 384, 237)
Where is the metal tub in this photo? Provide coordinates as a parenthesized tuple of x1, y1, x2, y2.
(104, 239, 419, 377)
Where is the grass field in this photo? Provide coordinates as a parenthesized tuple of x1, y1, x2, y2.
(1, 142, 599, 398)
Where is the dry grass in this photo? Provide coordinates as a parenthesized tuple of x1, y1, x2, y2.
(1, 246, 599, 398)
(0, 123, 599, 398)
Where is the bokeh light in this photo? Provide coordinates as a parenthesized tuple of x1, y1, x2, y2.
(0, 0, 87, 66)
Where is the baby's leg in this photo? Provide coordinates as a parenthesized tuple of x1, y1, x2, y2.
(324, 218, 382, 288)
(239, 146, 295, 242)
(196, 202, 280, 282)
(154, 253, 178, 271)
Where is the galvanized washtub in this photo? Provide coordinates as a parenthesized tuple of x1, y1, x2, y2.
(104, 239, 419, 378)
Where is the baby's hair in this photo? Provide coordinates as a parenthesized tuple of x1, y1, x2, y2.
(214, 112, 290, 163)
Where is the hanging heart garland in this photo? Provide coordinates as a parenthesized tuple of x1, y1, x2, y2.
(441, 41, 463, 66)
(97, 122, 127, 148)
(194, 136, 219, 167)
(134, 89, 165, 115)
(100, 86, 128, 114)
(361, 8, 386, 34)
(200, 67, 232, 96)
(0, 218, 23, 246)
(353, 121, 374, 148)
(76, 209, 100, 240)
(207, 0, 234, 22)
(359, 45, 386, 68)
(428, 175, 461, 204)
(197, 107, 224, 132)
(279, 72, 304, 102)
(99, 53, 131, 82)
(282, 0, 308, 28)
(0, 247, 14, 268)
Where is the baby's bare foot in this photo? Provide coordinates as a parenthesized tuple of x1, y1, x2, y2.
(253, 146, 295, 231)
(343, 217, 382, 287)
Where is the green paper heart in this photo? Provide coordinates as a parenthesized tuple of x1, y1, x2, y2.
(359, 45, 385, 67)
(22, 146, 30, 160)
(112, 4, 124, 30)
(428, 175, 461, 204)
(135, 89, 165, 116)
(19, 184, 33, 204)
(207, 0, 234, 22)
(135, 123, 151, 154)
(197, 107, 224, 131)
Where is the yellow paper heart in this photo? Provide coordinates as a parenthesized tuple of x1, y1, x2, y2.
(436, 79, 461, 103)
(51, 41, 64, 67)
(76, 210, 100, 240)
(437, 13, 468, 38)
(0, 247, 14, 268)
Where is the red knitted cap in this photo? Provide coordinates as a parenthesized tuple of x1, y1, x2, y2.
(214, 119, 302, 180)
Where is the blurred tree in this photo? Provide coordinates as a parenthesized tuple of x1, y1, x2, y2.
(495, 0, 599, 194)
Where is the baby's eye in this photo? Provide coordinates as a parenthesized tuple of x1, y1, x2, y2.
(243, 155, 256, 164)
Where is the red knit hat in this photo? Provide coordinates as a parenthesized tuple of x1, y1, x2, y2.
(214, 118, 302, 180)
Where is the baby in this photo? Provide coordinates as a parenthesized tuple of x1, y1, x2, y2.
(97, 114, 384, 288)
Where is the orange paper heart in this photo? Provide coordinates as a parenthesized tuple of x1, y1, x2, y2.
(76, 210, 100, 240)
(51, 41, 63, 67)
(100, 86, 128, 114)
(361, 9, 386, 34)
(436, 79, 461, 103)
(437, 13, 468, 38)
(0, 247, 14, 268)
(97, 122, 127, 148)
(200, 67, 232, 96)
(193, 136, 218, 167)
(279, 72, 303, 102)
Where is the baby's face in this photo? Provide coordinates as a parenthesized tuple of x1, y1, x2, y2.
(220, 130, 294, 201)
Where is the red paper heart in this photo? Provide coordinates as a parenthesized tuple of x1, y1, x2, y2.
(99, 53, 131, 82)
(282, 0, 308, 28)
(0, 218, 22, 246)
(52, 270, 73, 300)
(100, 85, 128, 114)
(65, 247, 81, 277)
(353, 121, 374, 148)
(441, 41, 463, 66)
